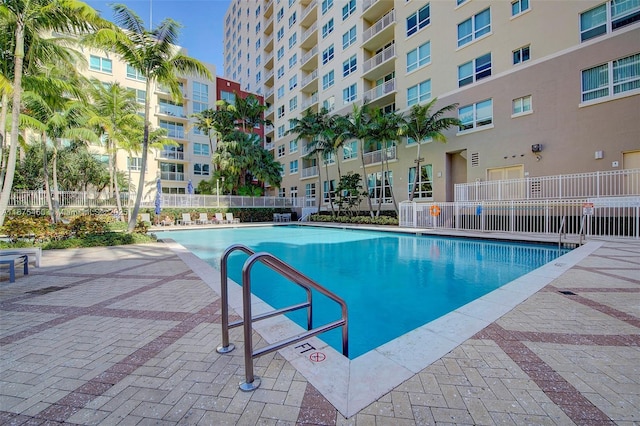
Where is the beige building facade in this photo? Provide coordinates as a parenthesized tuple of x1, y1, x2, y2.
(224, 0, 640, 207)
(81, 47, 217, 198)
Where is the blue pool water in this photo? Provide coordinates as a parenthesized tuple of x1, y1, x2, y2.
(156, 226, 568, 358)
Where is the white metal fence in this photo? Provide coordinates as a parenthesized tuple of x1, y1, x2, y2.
(8, 190, 305, 210)
(455, 169, 640, 201)
(399, 198, 640, 238)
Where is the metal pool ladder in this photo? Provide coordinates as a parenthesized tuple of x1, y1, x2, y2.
(216, 244, 349, 391)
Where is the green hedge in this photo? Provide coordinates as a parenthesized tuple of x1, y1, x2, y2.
(310, 214, 398, 226)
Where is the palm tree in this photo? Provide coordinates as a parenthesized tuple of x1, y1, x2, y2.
(86, 80, 143, 217)
(337, 103, 375, 217)
(0, 0, 105, 226)
(87, 4, 213, 232)
(366, 109, 405, 215)
(232, 94, 270, 132)
(404, 98, 461, 201)
(191, 108, 217, 155)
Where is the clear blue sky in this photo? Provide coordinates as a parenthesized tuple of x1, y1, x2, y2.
(85, 0, 231, 75)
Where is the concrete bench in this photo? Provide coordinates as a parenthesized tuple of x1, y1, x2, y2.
(0, 248, 42, 267)
(0, 254, 29, 283)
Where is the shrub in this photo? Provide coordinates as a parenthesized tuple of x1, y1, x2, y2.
(1, 216, 49, 243)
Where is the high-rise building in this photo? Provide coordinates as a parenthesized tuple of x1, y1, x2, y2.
(224, 0, 640, 207)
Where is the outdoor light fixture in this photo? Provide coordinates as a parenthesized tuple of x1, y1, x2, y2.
(531, 144, 542, 153)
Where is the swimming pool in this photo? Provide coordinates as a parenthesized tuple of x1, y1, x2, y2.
(157, 226, 569, 358)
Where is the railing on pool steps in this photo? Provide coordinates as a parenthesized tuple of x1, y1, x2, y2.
(216, 244, 349, 392)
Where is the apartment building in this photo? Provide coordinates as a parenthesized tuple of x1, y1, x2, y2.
(224, 0, 640, 207)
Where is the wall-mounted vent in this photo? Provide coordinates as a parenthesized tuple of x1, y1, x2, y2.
(471, 152, 479, 167)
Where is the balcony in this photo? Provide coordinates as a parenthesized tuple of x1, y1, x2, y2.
(301, 69, 319, 92)
(264, 69, 275, 85)
(300, 46, 318, 71)
(264, 0, 274, 17)
(160, 172, 185, 181)
(264, 33, 274, 50)
(264, 88, 274, 101)
(264, 142, 274, 150)
(362, 9, 395, 50)
(363, 78, 396, 104)
(155, 105, 187, 119)
(301, 92, 319, 110)
(362, 0, 393, 22)
(362, 43, 396, 80)
(301, 0, 317, 26)
(158, 150, 185, 160)
(301, 165, 319, 179)
(301, 22, 318, 49)
(265, 105, 275, 120)
(264, 51, 274, 69)
(363, 146, 396, 166)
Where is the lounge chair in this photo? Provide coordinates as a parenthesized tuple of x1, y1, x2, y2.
(215, 212, 227, 224)
(226, 212, 240, 224)
(161, 216, 174, 226)
(196, 213, 211, 224)
(140, 213, 151, 225)
(180, 213, 194, 225)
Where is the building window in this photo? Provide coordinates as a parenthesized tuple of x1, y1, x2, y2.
(458, 8, 491, 47)
(256, 71, 262, 83)
(343, 83, 357, 103)
(406, 41, 431, 72)
(407, 80, 431, 106)
(220, 90, 236, 105)
(289, 75, 298, 90)
(367, 171, 393, 204)
(278, 125, 285, 138)
(343, 26, 357, 49)
(343, 141, 357, 160)
(323, 180, 336, 202)
(278, 85, 285, 99)
(580, 1, 640, 42)
(458, 99, 493, 131)
(277, 6, 284, 21)
(512, 95, 532, 115)
(193, 143, 210, 156)
(581, 53, 640, 102)
(290, 140, 298, 153)
(277, 46, 285, 60)
(159, 120, 184, 139)
(458, 53, 492, 87)
(289, 32, 297, 48)
(408, 164, 433, 199)
(289, 11, 297, 27)
(321, 0, 333, 14)
(322, 44, 335, 65)
(289, 53, 298, 68)
(289, 96, 298, 111)
(194, 163, 210, 176)
(322, 18, 334, 38)
(126, 64, 145, 81)
(322, 70, 335, 90)
(305, 183, 316, 201)
(127, 157, 142, 171)
(89, 55, 112, 73)
(406, 4, 431, 37)
(513, 45, 530, 64)
(277, 144, 286, 157)
(290, 186, 298, 198)
(290, 159, 299, 173)
(511, 0, 530, 16)
(128, 88, 145, 104)
(343, 55, 357, 77)
(278, 105, 285, 118)
(277, 27, 284, 41)
(277, 66, 285, 79)
(342, 0, 356, 20)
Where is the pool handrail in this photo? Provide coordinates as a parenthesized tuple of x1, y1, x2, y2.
(216, 244, 349, 392)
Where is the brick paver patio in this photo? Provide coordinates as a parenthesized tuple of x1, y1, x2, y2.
(0, 234, 638, 425)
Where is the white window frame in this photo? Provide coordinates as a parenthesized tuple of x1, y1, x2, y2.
(581, 53, 640, 103)
(406, 41, 431, 73)
(513, 45, 530, 65)
(580, 1, 640, 42)
(343, 55, 357, 77)
(343, 83, 357, 103)
(90, 55, 112, 73)
(342, 0, 356, 20)
(322, 44, 335, 65)
(406, 4, 431, 37)
(407, 79, 431, 106)
(322, 70, 335, 90)
(343, 26, 357, 49)
(290, 159, 299, 174)
(343, 141, 358, 160)
(458, 99, 493, 132)
(322, 18, 334, 38)
(512, 95, 532, 116)
(458, 53, 492, 87)
(457, 8, 491, 47)
(511, 0, 530, 17)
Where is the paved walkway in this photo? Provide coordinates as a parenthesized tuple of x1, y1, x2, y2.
(0, 233, 638, 425)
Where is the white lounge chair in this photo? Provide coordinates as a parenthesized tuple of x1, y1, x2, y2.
(160, 216, 174, 226)
(215, 212, 227, 224)
(196, 213, 210, 224)
(226, 212, 240, 224)
(180, 213, 194, 225)
(140, 213, 151, 225)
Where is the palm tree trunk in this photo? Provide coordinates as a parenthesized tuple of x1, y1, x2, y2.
(359, 142, 374, 218)
(51, 143, 61, 223)
(316, 151, 322, 214)
(128, 80, 152, 232)
(41, 132, 55, 222)
(0, 21, 25, 227)
(324, 159, 335, 216)
(409, 143, 423, 201)
(0, 92, 9, 183)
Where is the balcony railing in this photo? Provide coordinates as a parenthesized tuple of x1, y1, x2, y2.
(159, 150, 185, 160)
(301, 22, 318, 42)
(301, 93, 319, 109)
(363, 78, 396, 102)
(363, 146, 396, 166)
(363, 43, 395, 73)
(301, 0, 317, 21)
(160, 172, 185, 181)
(156, 105, 186, 118)
(362, 9, 395, 43)
(455, 168, 640, 201)
(301, 69, 319, 87)
(362, 0, 379, 12)
(301, 46, 318, 65)
(301, 166, 319, 179)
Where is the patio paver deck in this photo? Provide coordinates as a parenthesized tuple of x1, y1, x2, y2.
(0, 232, 638, 425)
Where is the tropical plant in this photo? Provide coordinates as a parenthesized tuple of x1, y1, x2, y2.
(86, 4, 213, 232)
(0, 0, 106, 226)
(403, 98, 461, 201)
